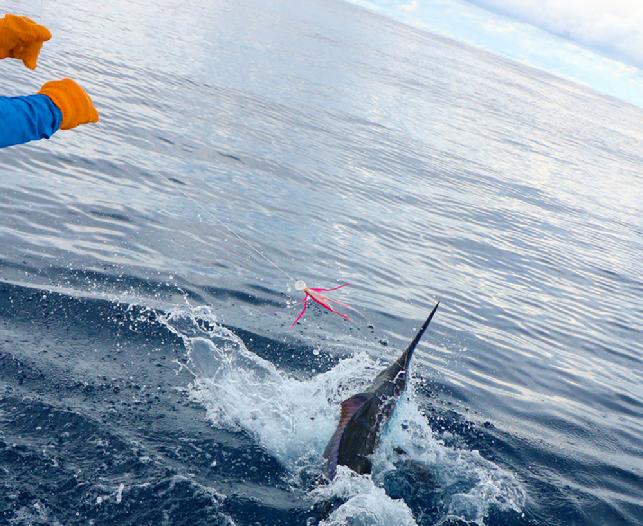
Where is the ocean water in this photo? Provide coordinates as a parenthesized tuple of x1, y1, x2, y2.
(1, 0, 641, 525)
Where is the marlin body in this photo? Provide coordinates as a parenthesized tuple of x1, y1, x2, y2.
(323, 303, 439, 480)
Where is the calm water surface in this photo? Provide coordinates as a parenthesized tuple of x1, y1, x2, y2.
(0, 1, 641, 525)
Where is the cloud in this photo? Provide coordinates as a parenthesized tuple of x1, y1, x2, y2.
(347, 0, 643, 107)
(399, 1, 419, 13)
(465, 0, 643, 67)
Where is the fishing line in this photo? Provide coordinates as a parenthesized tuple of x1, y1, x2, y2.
(170, 180, 297, 284)
(168, 175, 367, 328)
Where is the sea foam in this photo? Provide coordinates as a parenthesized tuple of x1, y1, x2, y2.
(161, 305, 525, 525)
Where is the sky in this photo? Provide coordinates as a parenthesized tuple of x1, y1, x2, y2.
(347, 0, 643, 108)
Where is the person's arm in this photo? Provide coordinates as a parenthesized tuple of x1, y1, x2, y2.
(0, 79, 98, 149)
(0, 16, 98, 149)
(0, 94, 61, 148)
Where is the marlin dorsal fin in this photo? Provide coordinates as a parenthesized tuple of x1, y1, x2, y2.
(323, 393, 370, 480)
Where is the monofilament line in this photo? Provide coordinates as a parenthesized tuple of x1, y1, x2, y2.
(171, 182, 297, 284)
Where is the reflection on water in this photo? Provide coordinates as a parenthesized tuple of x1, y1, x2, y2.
(0, 0, 641, 524)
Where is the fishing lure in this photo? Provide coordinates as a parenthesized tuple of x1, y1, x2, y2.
(167, 171, 358, 331)
(290, 281, 351, 329)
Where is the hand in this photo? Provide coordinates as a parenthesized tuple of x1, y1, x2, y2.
(39, 78, 99, 130)
(0, 14, 52, 70)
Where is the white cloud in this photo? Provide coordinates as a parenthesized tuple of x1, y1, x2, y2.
(466, 0, 643, 67)
(399, 1, 419, 13)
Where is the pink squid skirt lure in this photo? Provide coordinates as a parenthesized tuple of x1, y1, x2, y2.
(290, 281, 351, 329)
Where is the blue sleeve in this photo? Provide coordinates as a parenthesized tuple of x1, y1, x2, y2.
(0, 94, 62, 149)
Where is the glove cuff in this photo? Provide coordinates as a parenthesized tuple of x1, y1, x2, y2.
(38, 78, 99, 130)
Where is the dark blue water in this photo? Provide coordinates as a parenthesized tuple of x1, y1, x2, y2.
(1, 0, 642, 524)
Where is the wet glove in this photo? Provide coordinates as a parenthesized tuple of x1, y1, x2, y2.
(38, 78, 99, 130)
(0, 14, 51, 70)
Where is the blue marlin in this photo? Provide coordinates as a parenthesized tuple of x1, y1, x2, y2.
(323, 303, 439, 480)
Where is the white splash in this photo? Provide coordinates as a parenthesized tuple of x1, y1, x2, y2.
(373, 397, 526, 525)
(160, 305, 525, 525)
(161, 305, 379, 470)
(312, 467, 417, 526)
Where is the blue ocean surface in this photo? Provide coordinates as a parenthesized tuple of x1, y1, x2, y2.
(1, 0, 642, 524)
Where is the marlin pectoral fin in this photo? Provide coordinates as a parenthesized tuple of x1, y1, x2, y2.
(324, 393, 371, 480)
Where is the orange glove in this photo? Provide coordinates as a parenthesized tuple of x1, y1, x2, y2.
(0, 14, 51, 70)
(39, 78, 99, 130)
